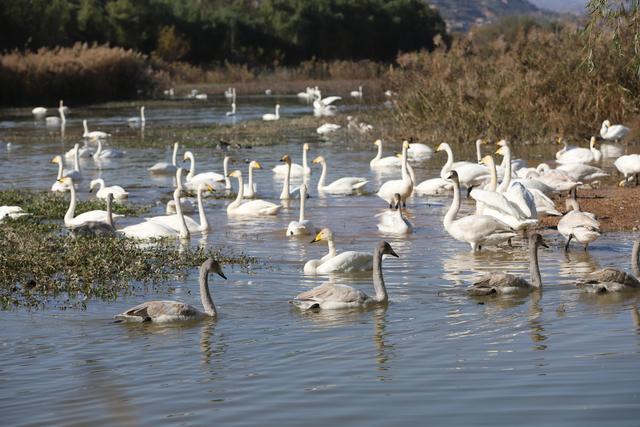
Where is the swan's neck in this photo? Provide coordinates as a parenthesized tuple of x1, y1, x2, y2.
(247, 165, 254, 194)
(95, 140, 102, 158)
(56, 160, 63, 180)
(65, 182, 77, 223)
(632, 241, 640, 277)
(275, 106, 280, 119)
(140, 107, 146, 122)
(406, 162, 416, 186)
(497, 148, 512, 193)
(487, 157, 497, 191)
(196, 186, 209, 232)
(96, 179, 104, 192)
(327, 236, 337, 258)
(106, 196, 113, 227)
(529, 241, 542, 289)
(174, 191, 189, 239)
(59, 107, 66, 125)
(373, 143, 382, 163)
(187, 155, 195, 180)
(299, 189, 306, 222)
(401, 145, 409, 182)
(229, 176, 244, 210)
(224, 158, 231, 189)
(443, 179, 460, 230)
(83, 121, 88, 135)
(199, 265, 216, 317)
(317, 161, 327, 191)
(280, 162, 291, 199)
(372, 246, 388, 303)
(171, 144, 178, 166)
(475, 140, 482, 163)
(73, 146, 80, 172)
(302, 148, 308, 171)
(440, 146, 454, 180)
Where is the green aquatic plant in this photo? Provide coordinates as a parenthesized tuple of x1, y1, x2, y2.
(0, 217, 256, 310)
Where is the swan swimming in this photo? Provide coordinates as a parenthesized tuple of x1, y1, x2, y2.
(148, 142, 179, 175)
(577, 241, 640, 293)
(312, 156, 368, 195)
(303, 228, 374, 274)
(292, 241, 398, 310)
(114, 258, 226, 322)
(286, 184, 316, 236)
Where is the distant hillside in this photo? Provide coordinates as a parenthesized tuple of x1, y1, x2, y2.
(427, 0, 540, 32)
(529, 0, 586, 14)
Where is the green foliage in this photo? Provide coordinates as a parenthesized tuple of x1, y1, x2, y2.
(155, 25, 190, 62)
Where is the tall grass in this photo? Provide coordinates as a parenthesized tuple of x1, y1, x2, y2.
(389, 18, 640, 145)
(0, 43, 152, 106)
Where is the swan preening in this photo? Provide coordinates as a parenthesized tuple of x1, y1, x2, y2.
(304, 228, 374, 274)
(149, 143, 179, 175)
(292, 241, 398, 310)
(0, 205, 30, 221)
(467, 233, 547, 295)
(313, 93, 341, 116)
(115, 258, 227, 322)
(600, 119, 629, 142)
(577, 241, 640, 293)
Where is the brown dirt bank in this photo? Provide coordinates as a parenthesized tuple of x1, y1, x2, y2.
(540, 185, 640, 232)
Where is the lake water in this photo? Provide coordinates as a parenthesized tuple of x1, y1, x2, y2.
(1, 94, 639, 426)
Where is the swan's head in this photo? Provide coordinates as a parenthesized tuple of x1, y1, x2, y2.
(373, 139, 382, 147)
(436, 143, 448, 152)
(183, 151, 194, 162)
(589, 136, 597, 148)
(378, 241, 399, 258)
(198, 182, 215, 193)
(476, 138, 485, 146)
(275, 104, 280, 109)
(479, 155, 493, 166)
(202, 258, 227, 280)
(250, 160, 262, 169)
(57, 176, 73, 185)
(446, 170, 459, 182)
(402, 140, 410, 150)
(556, 137, 565, 145)
(303, 143, 310, 151)
(495, 146, 507, 157)
(228, 170, 242, 179)
(311, 156, 325, 165)
(602, 120, 611, 128)
(141, 106, 145, 113)
(529, 233, 549, 249)
(280, 154, 291, 164)
(311, 228, 333, 244)
(89, 179, 100, 192)
(51, 155, 62, 164)
(497, 139, 508, 147)
(536, 163, 550, 173)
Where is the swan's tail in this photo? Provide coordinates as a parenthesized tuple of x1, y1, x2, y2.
(353, 180, 368, 190)
(260, 205, 282, 215)
(289, 299, 320, 310)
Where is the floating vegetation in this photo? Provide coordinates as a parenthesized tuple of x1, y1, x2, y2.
(0, 189, 150, 219)
(0, 217, 256, 311)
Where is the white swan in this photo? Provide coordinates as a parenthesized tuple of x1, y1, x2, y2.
(286, 184, 316, 236)
(370, 139, 402, 169)
(600, 119, 629, 142)
(292, 241, 398, 310)
(83, 120, 110, 140)
(114, 258, 226, 322)
(444, 171, 516, 252)
(60, 144, 83, 182)
(439, 142, 489, 193)
(50, 155, 73, 192)
(273, 143, 311, 176)
(226, 102, 236, 116)
(45, 101, 66, 126)
(262, 104, 280, 121)
(313, 92, 341, 116)
(467, 234, 547, 295)
(278, 154, 301, 200)
(120, 189, 188, 240)
(558, 199, 600, 251)
(533, 164, 581, 193)
(149, 183, 211, 233)
(183, 151, 227, 190)
(312, 156, 368, 194)
(0, 205, 30, 221)
(614, 154, 640, 186)
(450, 138, 485, 169)
(69, 193, 117, 237)
(226, 170, 281, 216)
(94, 139, 124, 159)
(89, 179, 129, 200)
(243, 160, 262, 198)
(303, 228, 374, 274)
(127, 106, 146, 127)
(166, 167, 195, 215)
(58, 176, 124, 227)
(376, 194, 413, 234)
(577, 241, 640, 293)
(556, 137, 601, 164)
(346, 116, 373, 134)
(297, 86, 319, 101)
(148, 142, 179, 175)
(377, 140, 413, 207)
(224, 87, 236, 99)
(32, 107, 47, 117)
(195, 93, 208, 100)
(407, 142, 433, 161)
(316, 123, 341, 134)
(350, 86, 363, 98)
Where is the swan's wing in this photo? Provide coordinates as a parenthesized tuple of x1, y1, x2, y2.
(582, 268, 640, 287)
(115, 300, 197, 321)
(468, 273, 529, 295)
(293, 283, 366, 305)
(470, 189, 521, 219)
(505, 183, 537, 219)
(321, 96, 342, 105)
(318, 251, 373, 273)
